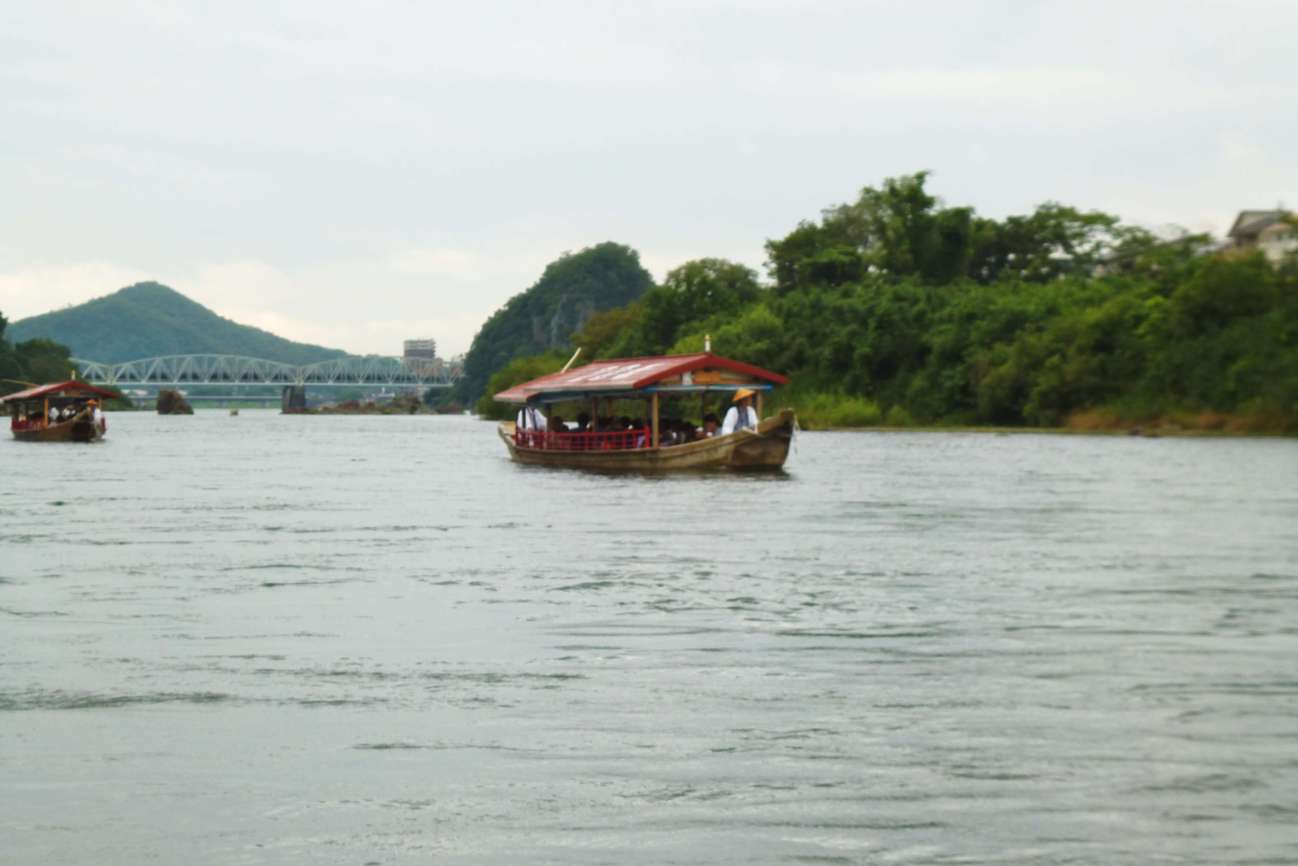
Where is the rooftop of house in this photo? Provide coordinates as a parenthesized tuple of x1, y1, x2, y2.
(1229, 209, 1291, 240)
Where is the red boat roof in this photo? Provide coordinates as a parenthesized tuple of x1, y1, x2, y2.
(495, 353, 788, 403)
(1, 380, 119, 403)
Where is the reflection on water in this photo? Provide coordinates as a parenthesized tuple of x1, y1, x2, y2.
(2, 412, 1297, 864)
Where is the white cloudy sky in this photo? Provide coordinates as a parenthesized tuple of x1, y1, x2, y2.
(1, 1, 1294, 356)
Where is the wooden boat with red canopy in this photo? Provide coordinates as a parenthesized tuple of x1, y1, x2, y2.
(495, 353, 795, 470)
(2, 380, 117, 442)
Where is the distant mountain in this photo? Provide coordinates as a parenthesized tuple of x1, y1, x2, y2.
(9, 282, 349, 365)
(452, 242, 653, 401)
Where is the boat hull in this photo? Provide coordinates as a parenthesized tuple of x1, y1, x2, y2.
(498, 408, 794, 471)
(11, 413, 104, 443)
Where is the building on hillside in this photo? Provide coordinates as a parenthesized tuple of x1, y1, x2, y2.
(403, 338, 437, 361)
(402, 338, 440, 375)
(1228, 210, 1298, 264)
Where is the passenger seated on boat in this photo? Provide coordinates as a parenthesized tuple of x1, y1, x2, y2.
(515, 405, 546, 447)
(48, 406, 59, 423)
(516, 405, 546, 432)
(549, 416, 567, 448)
(575, 412, 591, 432)
(701, 413, 720, 438)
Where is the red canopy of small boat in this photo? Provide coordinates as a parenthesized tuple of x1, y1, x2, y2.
(495, 353, 788, 404)
(1, 380, 119, 403)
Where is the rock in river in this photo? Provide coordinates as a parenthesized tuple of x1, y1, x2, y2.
(156, 389, 194, 415)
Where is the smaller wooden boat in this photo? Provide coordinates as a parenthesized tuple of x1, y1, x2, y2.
(494, 353, 796, 471)
(2, 380, 118, 442)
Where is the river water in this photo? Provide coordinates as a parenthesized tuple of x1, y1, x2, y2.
(2, 411, 1296, 864)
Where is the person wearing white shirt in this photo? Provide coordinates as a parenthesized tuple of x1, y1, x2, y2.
(720, 389, 759, 435)
(515, 405, 547, 447)
(516, 405, 547, 432)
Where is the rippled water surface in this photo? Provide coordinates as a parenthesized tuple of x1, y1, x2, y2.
(3, 412, 1297, 864)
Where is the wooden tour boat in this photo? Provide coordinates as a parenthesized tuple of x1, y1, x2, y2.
(495, 353, 796, 471)
(2, 380, 117, 443)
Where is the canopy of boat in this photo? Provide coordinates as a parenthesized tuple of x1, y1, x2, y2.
(1, 380, 119, 404)
(494, 353, 788, 405)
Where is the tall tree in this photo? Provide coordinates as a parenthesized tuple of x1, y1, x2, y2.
(0, 311, 22, 388)
(635, 258, 762, 353)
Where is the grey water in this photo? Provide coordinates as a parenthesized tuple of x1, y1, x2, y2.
(2, 412, 1296, 865)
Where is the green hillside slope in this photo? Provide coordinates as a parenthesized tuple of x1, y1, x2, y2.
(9, 282, 349, 364)
(452, 242, 653, 402)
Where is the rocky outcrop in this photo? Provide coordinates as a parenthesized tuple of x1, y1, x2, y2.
(310, 394, 427, 415)
(156, 389, 194, 415)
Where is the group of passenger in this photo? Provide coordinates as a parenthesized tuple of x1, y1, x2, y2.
(514, 389, 760, 450)
(15, 400, 103, 427)
(47, 403, 79, 423)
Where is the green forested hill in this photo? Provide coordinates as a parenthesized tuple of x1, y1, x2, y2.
(451, 242, 653, 402)
(9, 282, 348, 364)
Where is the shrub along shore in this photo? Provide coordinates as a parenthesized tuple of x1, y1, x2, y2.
(770, 388, 1294, 435)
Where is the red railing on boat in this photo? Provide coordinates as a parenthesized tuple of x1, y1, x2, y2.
(514, 427, 650, 451)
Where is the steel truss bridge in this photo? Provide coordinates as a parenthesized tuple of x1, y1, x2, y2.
(72, 354, 461, 390)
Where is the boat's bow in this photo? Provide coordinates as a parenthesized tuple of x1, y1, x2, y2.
(728, 408, 795, 468)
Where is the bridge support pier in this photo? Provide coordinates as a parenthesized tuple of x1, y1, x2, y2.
(281, 385, 306, 413)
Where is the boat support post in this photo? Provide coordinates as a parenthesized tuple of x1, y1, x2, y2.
(651, 392, 660, 448)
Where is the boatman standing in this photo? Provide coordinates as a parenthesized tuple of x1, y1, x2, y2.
(721, 388, 758, 435)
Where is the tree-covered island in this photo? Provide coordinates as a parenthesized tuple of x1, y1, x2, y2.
(473, 173, 1298, 435)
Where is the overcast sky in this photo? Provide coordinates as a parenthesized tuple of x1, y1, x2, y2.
(2, 1, 1295, 357)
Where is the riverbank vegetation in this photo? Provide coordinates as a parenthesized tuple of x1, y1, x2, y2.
(0, 312, 77, 394)
(475, 174, 1298, 434)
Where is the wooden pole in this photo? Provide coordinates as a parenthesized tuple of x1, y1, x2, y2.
(756, 391, 764, 419)
(651, 392, 660, 449)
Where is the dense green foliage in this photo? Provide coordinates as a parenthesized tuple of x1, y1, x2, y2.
(0, 311, 77, 395)
(8, 282, 349, 365)
(475, 350, 572, 419)
(499, 174, 1298, 432)
(452, 242, 653, 403)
